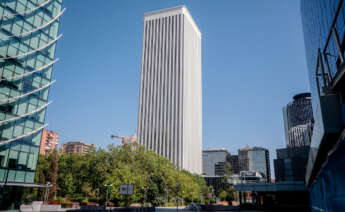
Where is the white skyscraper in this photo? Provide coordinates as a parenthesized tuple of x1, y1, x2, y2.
(137, 6, 202, 174)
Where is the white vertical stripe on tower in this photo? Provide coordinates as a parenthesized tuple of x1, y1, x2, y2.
(179, 14, 184, 169)
(152, 18, 158, 153)
(167, 15, 172, 161)
(156, 18, 162, 154)
(171, 15, 176, 165)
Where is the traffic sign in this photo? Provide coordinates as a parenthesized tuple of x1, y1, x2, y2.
(120, 184, 134, 195)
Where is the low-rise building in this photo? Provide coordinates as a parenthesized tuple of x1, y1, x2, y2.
(61, 141, 95, 155)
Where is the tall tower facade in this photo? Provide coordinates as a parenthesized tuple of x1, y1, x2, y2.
(0, 0, 64, 185)
(137, 6, 202, 174)
(282, 93, 314, 148)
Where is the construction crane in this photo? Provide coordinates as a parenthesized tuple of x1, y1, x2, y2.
(110, 134, 137, 145)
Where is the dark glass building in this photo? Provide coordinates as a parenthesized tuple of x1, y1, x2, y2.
(227, 154, 240, 175)
(301, 0, 345, 211)
(274, 146, 310, 182)
(283, 93, 314, 147)
(0, 0, 64, 208)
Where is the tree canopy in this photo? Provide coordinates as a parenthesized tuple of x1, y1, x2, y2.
(25, 143, 210, 206)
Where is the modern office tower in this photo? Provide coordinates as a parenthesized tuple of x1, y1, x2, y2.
(61, 141, 95, 155)
(274, 146, 310, 182)
(238, 146, 270, 182)
(301, 0, 345, 210)
(282, 93, 313, 147)
(0, 0, 63, 183)
(202, 149, 229, 176)
(274, 93, 312, 183)
(39, 129, 58, 154)
(227, 154, 240, 174)
(137, 6, 202, 173)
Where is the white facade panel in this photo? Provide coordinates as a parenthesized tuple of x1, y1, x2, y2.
(138, 6, 202, 174)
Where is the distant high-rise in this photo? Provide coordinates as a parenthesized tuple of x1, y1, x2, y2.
(137, 6, 202, 174)
(238, 146, 270, 182)
(40, 129, 59, 155)
(274, 92, 312, 183)
(282, 93, 313, 147)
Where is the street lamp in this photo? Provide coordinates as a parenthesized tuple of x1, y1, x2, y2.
(104, 184, 112, 207)
(44, 182, 51, 203)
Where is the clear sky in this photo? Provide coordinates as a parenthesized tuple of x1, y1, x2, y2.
(47, 0, 309, 177)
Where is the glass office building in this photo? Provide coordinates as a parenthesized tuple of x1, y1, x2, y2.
(238, 146, 270, 182)
(301, 0, 345, 211)
(0, 0, 63, 186)
(274, 146, 310, 182)
(202, 149, 229, 176)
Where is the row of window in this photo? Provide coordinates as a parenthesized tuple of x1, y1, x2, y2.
(1, 0, 62, 27)
(0, 168, 35, 183)
(0, 55, 54, 79)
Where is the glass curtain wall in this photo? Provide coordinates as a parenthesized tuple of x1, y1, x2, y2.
(0, 0, 63, 183)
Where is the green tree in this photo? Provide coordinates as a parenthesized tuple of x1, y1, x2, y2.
(28, 143, 208, 206)
(48, 150, 59, 199)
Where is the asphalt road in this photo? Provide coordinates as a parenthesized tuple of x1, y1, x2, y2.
(155, 208, 266, 212)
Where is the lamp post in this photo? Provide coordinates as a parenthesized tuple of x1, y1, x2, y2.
(44, 182, 51, 203)
(104, 184, 112, 208)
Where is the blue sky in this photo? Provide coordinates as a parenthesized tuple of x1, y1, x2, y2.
(47, 0, 309, 176)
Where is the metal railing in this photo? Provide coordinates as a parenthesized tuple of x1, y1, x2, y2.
(318, 0, 345, 92)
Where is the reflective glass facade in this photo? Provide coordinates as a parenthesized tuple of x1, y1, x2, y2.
(301, 0, 345, 211)
(202, 150, 228, 176)
(274, 147, 310, 182)
(0, 0, 63, 184)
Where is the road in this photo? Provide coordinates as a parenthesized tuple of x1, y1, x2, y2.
(155, 207, 267, 212)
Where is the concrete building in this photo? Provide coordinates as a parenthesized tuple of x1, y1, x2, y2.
(40, 129, 59, 155)
(301, 0, 345, 210)
(202, 149, 229, 176)
(61, 141, 95, 155)
(137, 6, 202, 173)
(238, 146, 270, 182)
(282, 93, 314, 148)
